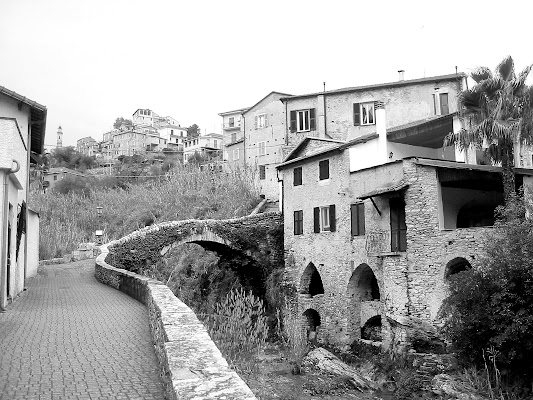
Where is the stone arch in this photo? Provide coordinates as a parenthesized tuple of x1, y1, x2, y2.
(361, 315, 382, 341)
(346, 263, 382, 343)
(445, 257, 472, 279)
(303, 308, 321, 340)
(299, 263, 324, 296)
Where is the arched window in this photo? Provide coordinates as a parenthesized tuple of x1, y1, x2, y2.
(347, 263, 380, 301)
(300, 263, 324, 296)
(361, 315, 382, 341)
(303, 308, 321, 332)
(445, 257, 471, 278)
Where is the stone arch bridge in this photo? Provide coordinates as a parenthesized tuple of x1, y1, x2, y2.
(103, 212, 284, 289)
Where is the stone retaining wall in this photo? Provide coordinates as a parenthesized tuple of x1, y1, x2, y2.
(95, 244, 257, 400)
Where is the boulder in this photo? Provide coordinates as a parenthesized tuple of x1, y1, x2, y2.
(431, 373, 488, 400)
(302, 347, 378, 392)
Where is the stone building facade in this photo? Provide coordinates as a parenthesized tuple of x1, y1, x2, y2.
(276, 77, 533, 350)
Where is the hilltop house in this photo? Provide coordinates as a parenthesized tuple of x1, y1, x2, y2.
(0, 85, 46, 309)
(276, 72, 533, 349)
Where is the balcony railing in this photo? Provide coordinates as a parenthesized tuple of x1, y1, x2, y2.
(222, 122, 241, 130)
(366, 230, 406, 256)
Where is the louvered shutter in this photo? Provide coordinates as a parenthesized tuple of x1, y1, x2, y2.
(290, 111, 297, 132)
(265, 114, 268, 127)
(313, 207, 320, 233)
(310, 108, 316, 131)
(353, 103, 361, 126)
(254, 116, 258, 129)
(329, 204, 336, 232)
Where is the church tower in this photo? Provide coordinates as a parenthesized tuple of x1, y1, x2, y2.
(57, 126, 63, 148)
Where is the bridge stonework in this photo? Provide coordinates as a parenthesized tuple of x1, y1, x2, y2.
(95, 212, 284, 400)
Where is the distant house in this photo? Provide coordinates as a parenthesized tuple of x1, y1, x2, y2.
(183, 132, 223, 164)
(43, 167, 86, 191)
(218, 107, 249, 168)
(76, 136, 99, 157)
(0, 85, 47, 309)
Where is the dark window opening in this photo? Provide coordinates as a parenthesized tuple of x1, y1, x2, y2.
(361, 315, 382, 341)
(319, 159, 329, 180)
(293, 210, 303, 235)
(259, 165, 266, 180)
(457, 200, 496, 228)
(309, 269, 324, 296)
(294, 167, 302, 186)
(303, 309, 321, 333)
(445, 257, 472, 278)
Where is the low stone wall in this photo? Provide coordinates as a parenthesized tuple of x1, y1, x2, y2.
(95, 244, 257, 400)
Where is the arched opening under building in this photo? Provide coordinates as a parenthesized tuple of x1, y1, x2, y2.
(346, 263, 382, 343)
(361, 315, 382, 341)
(299, 262, 325, 296)
(303, 308, 321, 340)
(445, 257, 472, 279)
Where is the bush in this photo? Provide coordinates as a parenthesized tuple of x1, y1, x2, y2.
(441, 195, 533, 380)
(204, 289, 268, 375)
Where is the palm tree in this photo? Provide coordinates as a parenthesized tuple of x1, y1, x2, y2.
(445, 56, 533, 202)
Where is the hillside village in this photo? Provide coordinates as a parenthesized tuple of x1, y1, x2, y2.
(2, 62, 533, 400)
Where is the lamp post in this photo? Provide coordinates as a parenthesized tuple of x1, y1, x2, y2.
(95, 206, 103, 245)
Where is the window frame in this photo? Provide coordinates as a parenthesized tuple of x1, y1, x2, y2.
(297, 110, 310, 132)
(256, 113, 267, 129)
(294, 210, 303, 235)
(259, 165, 266, 180)
(320, 206, 330, 231)
(361, 102, 375, 125)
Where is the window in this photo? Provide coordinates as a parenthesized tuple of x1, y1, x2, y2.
(293, 167, 302, 186)
(289, 109, 316, 132)
(434, 92, 450, 115)
(294, 210, 303, 235)
(314, 205, 336, 232)
(353, 102, 375, 126)
(231, 132, 236, 142)
(233, 149, 239, 160)
(258, 141, 266, 156)
(319, 159, 329, 180)
(228, 117, 235, 127)
(390, 197, 407, 252)
(255, 114, 267, 129)
(259, 165, 266, 180)
(214, 139, 218, 148)
(53, 175, 57, 181)
(351, 203, 365, 236)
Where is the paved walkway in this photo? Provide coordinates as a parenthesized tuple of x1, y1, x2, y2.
(0, 259, 165, 400)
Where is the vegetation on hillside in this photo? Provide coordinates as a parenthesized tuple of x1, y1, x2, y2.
(31, 164, 260, 259)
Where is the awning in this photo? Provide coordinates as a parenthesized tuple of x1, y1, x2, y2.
(358, 181, 408, 200)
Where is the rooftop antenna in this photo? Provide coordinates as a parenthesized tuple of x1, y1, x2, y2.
(323, 82, 326, 92)
(455, 65, 458, 75)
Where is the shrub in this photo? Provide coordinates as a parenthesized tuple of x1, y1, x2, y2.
(440, 195, 533, 381)
(204, 289, 268, 375)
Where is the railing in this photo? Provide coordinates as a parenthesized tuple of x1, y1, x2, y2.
(222, 122, 241, 130)
(366, 230, 406, 255)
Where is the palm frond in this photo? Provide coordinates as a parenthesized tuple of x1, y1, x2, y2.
(480, 77, 504, 101)
(496, 56, 514, 81)
(459, 88, 483, 111)
(512, 65, 532, 95)
(471, 67, 492, 83)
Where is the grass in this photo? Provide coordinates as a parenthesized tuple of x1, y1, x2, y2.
(31, 163, 260, 259)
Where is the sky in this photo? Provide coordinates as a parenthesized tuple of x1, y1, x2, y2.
(1, 0, 532, 148)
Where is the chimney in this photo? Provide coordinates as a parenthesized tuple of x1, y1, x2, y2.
(398, 70, 405, 81)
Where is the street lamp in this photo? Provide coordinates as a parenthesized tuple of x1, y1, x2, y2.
(95, 206, 103, 245)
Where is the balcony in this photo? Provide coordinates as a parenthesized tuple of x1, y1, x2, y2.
(365, 230, 406, 256)
(222, 122, 241, 130)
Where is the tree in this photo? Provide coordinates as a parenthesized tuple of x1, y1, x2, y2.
(440, 196, 533, 379)
(187, 124, 200, 138)
(445, 56, 533, 203)
(113, 117, 133, 130)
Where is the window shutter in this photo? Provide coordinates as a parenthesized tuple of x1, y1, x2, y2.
(319, 159, 329, 180)
(440, 93, 449, 115)
(309, 108, 316, 131)
(353, 103, 361, 125)
(350, 204, 357, 236)
(254, 116, 258, 129)
(329, 204, 336, 232)
(294, 211, 298, 235)
(358, 203, 365, 235)
(265, 114, 269, 127)
(313, 207, 320, 233)
(290, 111, 297, 132)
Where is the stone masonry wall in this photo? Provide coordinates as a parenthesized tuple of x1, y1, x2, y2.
(95, 245, 257, 400)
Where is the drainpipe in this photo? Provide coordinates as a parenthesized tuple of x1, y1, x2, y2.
(1, 160, 20, 312)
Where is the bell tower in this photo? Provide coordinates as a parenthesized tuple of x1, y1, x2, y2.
(57, 126, 63, 148)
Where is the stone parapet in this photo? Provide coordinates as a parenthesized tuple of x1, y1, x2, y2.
(95, 244, 257, 400)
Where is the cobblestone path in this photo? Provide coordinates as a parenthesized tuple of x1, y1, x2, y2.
(0, 259, 165, 400)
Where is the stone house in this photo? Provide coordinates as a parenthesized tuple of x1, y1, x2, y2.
(276, 75, 533, 349)
(218, 107, 249, 168)
(0, 85, 47, 309)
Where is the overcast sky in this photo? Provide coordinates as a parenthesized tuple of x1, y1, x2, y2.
(1, 0, 532, 148)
